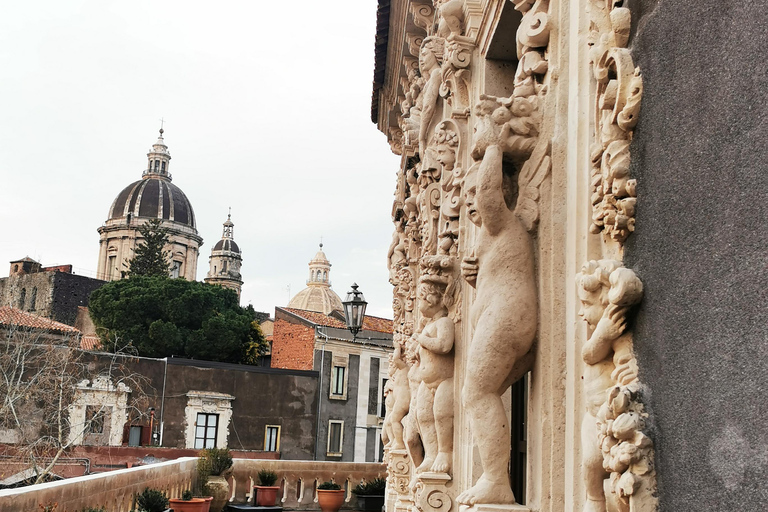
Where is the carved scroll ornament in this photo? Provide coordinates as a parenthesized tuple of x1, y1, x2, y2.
(588, 2, 643, 244)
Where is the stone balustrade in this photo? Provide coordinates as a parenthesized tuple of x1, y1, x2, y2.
(0, 458, 385, 512)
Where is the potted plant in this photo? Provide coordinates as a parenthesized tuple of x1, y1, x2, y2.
(352, 478, 386, 512)
(135, 488, 170, 512)
(317, 481, 345, 512)
(254, 469, 280, 506)
(198, 448, 233, 512)
(169, 490, 207, 512)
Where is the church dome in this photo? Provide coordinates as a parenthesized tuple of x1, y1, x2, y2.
(212, 238, 239, 252)
(107, 177, 196, 229)
(287, 243, 344, 314)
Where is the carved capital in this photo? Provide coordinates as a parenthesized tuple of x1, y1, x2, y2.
(411, 2, 435, 34)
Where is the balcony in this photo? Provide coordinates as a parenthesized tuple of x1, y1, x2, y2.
(0, 458, 384, 512)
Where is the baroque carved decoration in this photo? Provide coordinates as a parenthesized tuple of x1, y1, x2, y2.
(588, 0, 643, 244)
(577, 260, 657, 512)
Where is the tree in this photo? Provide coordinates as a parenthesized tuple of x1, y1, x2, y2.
(0, 323, 149, 485)
(88, 276, 268, 364)
(124, 219, 171, 278)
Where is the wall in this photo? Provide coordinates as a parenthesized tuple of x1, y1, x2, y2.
(625, 2, 768, 510)
(0, 270, 105, 326)
(316, 349, 360, 462)
(78, 353, 319, 460)
(271, 316, 315, 370)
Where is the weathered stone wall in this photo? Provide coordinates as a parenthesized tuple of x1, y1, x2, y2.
(625, 2, 768, 510)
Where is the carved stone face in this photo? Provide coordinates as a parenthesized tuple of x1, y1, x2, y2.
(417, 282, 442, 316)
(436, 144, 456, 170)
(419, 47, 438, 75)
(577, 287, 604, 327)
(463, 173, 480, 226)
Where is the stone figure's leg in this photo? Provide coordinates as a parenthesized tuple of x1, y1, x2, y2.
(416, 382, 438, 473)
(582, 412, 607, 512)
(457, 315, 522, 505)
(391, 396, 408, 450)
(405, 412, 425, 469)
(431, 377, 454, 473)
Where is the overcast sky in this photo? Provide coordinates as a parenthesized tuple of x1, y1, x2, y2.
(0, 1, 400, 319)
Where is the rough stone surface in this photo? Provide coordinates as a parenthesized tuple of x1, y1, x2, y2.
(626, 2, 768, 510)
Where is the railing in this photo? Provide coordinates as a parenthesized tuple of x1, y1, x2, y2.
(0, 458, 385, 512)
(0, 457, 197, 512)
(228, 459, 385, 510)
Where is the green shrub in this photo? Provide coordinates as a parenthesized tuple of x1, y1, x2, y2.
(135, 488, 169, 512)
(199, 448, 233, 476)
(352, 477, 386, 495)
(318, 481, 341, 490)
(257, 469, 278, 486)
(181, 490, 193, 501)
(197, 453, 212, 496)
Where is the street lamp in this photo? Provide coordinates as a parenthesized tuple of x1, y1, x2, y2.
(343, 283, 368, 339)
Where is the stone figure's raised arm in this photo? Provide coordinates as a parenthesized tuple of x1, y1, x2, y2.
(475, 145, 510, 235)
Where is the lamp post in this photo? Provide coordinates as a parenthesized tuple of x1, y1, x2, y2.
(343, 283, 368, 340)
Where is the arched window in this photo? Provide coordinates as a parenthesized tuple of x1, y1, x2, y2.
(161, 161, 166, 172)
(29, 287, 37, 311)
(19, 288, 26, 310)
(323, 271, 328, 282)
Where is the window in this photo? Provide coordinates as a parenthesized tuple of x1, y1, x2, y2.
(29, 287, 37, 311)
(128, 426, 142, 447)
(86, 405, 105, 434)
(161, 161, 166, 172)
(171, 261, 181, 279)
(18, 288, 26, 309)
(331, 366, 345, 396)
(265, 425, 281, 452)
(380, 378, 389, 418)
(327, 420, 344, 456)
(108, 255, 117, 280)
(194, 413, 219, 449)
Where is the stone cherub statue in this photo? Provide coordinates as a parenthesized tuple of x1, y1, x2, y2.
(457, 95, 540, 506)
(576, 260, 643, 512)
(414, 260, 456, 475)
(388, 335, 412, 451)
(418, 36, 446, 159)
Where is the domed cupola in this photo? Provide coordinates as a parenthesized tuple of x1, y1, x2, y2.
(97, 126, 203, 282)
(287, 243, 344, 314)
(205, 211, 243, 300)
(105, 129, 197, 229)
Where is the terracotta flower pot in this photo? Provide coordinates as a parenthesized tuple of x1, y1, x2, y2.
(207, 475, 230, 512)
(168, 497, 207, 512)
(317, 489, 346, 512)
(197, 496, 213, 512)
(254, 485, 281, 506)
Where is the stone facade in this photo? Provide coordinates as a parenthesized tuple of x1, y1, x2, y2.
(372, 1, 768, 511)
(372, 1, 656, 511)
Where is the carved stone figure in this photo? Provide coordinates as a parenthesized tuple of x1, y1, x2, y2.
(381, 376, 395, 448)
(414, 257, 456, 474)
(457, 100, 538, 506)
(577, 260, 654, 512)
(389, 339, 412, 451)
(404, 334, 425, 486)
(418, 37, 446, 159)
(389, 221, 408, 282)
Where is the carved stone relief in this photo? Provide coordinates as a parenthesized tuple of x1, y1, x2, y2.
(588, 0, 643, 244)
(576, 261, 656, 512)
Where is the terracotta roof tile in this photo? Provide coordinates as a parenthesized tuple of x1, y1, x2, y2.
(282, 307, 393, 334)
(80, 335, 102, 351)
(0, 307, 79, 334)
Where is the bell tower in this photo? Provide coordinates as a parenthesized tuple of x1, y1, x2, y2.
(204, 211, 243, 300)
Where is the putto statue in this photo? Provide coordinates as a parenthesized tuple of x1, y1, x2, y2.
(414, 257, 456, 474)
(457, 96, 538, 506)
